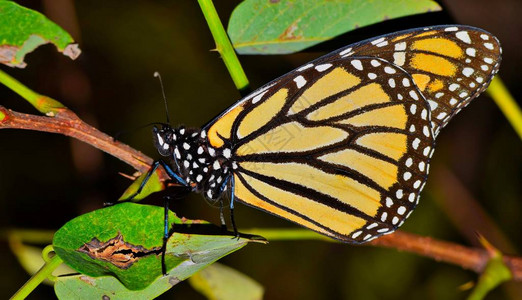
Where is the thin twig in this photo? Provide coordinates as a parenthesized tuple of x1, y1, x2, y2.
(0, 105, 160, 178)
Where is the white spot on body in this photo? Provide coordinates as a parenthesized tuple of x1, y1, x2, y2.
(402, 78, 410, 87)
(174, 148, 181, 159)
(381, 212, 388, 222)
(183, 142, 190, 150)
(197, 146, 204, 154)
(409, 124, 415, 132)
(213, 160, 221, 170)
(371, 60, 381, 67)
(396, 189, 404, 199)
(196, 175, 203, 182)
(435, 92, 444, 99)
(484, 42, 494, 50)
(484, 57, 494, 64)
(444, 27, 459, 32)
(388, 78, 396, 88)
(392, 217, 399, 225)
(223, 148, 232, 158)
(428, 100, 438, 110)
(368, 73, 377, 79)
(386, 197, 394, 207)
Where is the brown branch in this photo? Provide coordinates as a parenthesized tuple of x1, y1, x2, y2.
(2, 104, 522, 281)
(372, 230, 522, 281)
(0, 105, 164, 179)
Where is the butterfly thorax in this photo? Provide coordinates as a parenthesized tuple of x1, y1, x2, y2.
(153, 125, 231, 200)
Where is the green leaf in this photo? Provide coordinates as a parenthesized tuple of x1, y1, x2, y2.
(189, 262, 264, 300)
(118, 170, 164, 202)
(228, 0, 441, 54)
(53, 203, 266, 293)
(0, 1, 81, 68)
(54, 273, 183, 300)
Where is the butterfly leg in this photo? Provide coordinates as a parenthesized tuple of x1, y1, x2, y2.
(161, 195, 171, 275)
(229, 176, 239, 239)
(125, 160, 187, 201)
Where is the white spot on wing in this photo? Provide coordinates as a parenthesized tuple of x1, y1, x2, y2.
(315, 63, 332, 72)
(293, 75, 307, 88)
(456, 31, 471, 44)
(351, 60, 363, 70)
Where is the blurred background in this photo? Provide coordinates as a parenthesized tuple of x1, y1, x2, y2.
(0, 0, 521, 299)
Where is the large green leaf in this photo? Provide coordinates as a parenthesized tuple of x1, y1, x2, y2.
(0, 1, 80, 67)
(228, 0, 441, 54)
(189, 262, 264, 300)
(53, 203, 266, 292)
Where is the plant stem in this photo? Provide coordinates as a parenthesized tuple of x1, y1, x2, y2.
(196, 0, 250, 94)
(11, 255, 63, 300)
(0, 68, 65, 115)
(487, 77, 522, 140)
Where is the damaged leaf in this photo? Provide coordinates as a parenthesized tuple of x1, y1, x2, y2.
(0, 1, 81, 68)
(53, 203, 266, 292)
(228, 0, 441, 54)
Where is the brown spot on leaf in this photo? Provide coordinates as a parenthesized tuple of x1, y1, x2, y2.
(79, 276, 96, 286)
(279, 21, 301, 41)
(63, 43, 81, 60)
(169, 276, 181, 286)
(78, 232, 162, 269)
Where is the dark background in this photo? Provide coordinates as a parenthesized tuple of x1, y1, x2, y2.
(1, 0, 521, 299)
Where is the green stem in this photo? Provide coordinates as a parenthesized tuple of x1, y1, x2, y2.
(487, 77, 522, 140)
(0, 68, 64, 115)
(196, 0, 250, 93)
(11, 255, 63, 300)
(242, 228, 333, 241)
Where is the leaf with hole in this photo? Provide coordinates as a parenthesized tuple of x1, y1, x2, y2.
(53, 203, 266, 292)
(0, 1, 81, 68)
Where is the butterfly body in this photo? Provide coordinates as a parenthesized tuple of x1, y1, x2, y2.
(150, 25, 501, 244)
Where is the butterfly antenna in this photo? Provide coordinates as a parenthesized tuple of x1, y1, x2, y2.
(154, 72, 171, 125)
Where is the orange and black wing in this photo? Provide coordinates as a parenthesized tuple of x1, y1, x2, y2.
(202, 25, 501, 243)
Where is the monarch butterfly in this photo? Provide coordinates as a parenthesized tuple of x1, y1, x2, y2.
(139, 25, 501, 245)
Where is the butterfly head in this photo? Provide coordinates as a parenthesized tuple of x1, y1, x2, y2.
(152, 124, 176, 157)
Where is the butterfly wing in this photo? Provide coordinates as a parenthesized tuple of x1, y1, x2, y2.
(206, 57, 434, 242)
(324, 25, 502, 136)
(203, 25, 501, 243)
